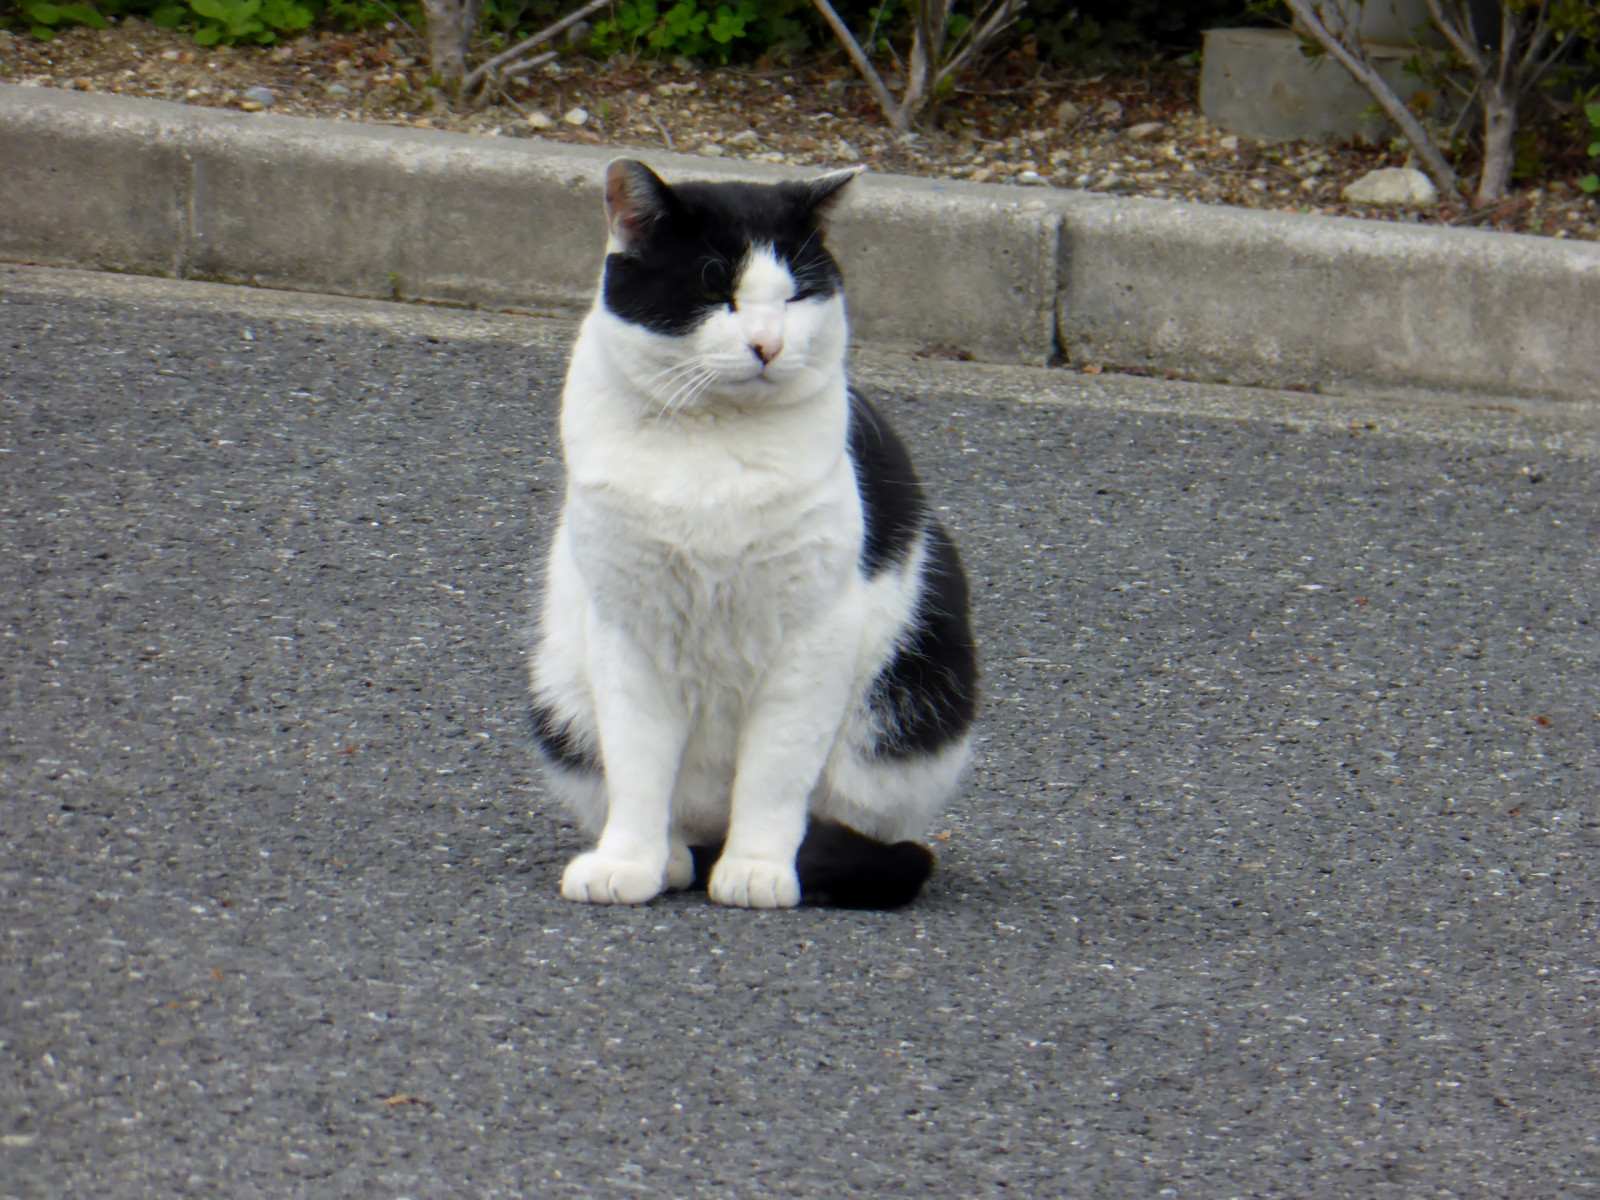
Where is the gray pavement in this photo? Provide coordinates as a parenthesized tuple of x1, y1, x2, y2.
(2, 266, 1598, 1199)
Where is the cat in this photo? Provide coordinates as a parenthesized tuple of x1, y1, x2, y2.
(527, 158, 977, 909)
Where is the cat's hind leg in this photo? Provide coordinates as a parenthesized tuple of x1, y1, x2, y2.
(665, 839, 696, 891)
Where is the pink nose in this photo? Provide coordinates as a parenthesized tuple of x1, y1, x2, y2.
(749, 338, 782, 365)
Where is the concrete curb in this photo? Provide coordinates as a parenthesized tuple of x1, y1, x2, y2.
(2, 83, 1597, 398)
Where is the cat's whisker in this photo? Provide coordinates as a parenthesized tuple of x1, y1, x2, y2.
(654, 362, 713, 422)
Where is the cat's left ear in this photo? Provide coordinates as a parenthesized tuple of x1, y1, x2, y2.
(801, 166, 865, 221)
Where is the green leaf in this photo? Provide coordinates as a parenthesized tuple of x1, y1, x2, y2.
(1585, 101, 1600, 127)
(707, 3, 745, 43)
(29, 23, 56, 37)
(56, 3, 109, 26)
(23, 2, 62, 22)
(260, 0, 312, 31)
(1580, 174, 1599, 194)
(192, 23, 222, 41)
(151, 4, 186, 25)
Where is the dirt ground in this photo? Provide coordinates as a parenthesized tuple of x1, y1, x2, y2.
(4, 19, 1598, 242)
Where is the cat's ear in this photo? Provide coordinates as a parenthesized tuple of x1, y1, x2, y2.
(605, 159, 673, 253)
(800, 166, 864, 221)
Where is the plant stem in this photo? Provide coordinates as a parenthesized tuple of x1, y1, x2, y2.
(463, 0, 610, 95)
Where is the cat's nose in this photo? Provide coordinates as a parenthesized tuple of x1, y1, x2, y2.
(748, 336, 783, 366)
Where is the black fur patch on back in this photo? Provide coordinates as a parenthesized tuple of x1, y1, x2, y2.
(528, 702, 601, 774)
(604, 179, 844, 338)
(848, 392, 927, 576)
(866, 521, 978, 758)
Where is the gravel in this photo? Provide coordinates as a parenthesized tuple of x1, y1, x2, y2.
(4, 21, 1599, 242)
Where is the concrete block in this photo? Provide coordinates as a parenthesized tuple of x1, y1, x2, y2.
(1200, 27, 1424, 143)
(184, 112, 608, 314)
(0, 86, 188, 275)
(1054, 192, 1600, 400)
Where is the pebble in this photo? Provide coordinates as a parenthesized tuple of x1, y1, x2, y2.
(563, 107, 589, 126)
(323, 82, 351, 98)
(1219, 135, 1240, 151)
(1342, 167, 1438, 208)
(1017, 170, 1050, 187)
(1097, 99, 1124, 122)
(727, 129, 760, 147)
(698, 143, 725, 157)
(1055, 99, 1084, 127)
(241, 86, 277, 107)
(526, 111, 555, 130)
(1125, 121, 1164, 141)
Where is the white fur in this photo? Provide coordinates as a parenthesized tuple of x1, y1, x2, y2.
(531, 248, 968, 907)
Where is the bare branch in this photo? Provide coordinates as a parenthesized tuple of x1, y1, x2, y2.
(811, 0, 907, 130)
(463, 0, 610, 94)
(1422, 0, 1483, 69)
(939, 0, 1023, 85)
(1496, 1, 1516, 90)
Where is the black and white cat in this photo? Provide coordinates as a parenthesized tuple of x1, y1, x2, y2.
(528, 159, 976, 909)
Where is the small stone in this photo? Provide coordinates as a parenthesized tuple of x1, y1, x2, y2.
(1219, 135, 1240, 151)
(1054, 99, 1084, 127)
(241, 86, 277, 107)
(1124, 121, 1164, 141)
(1342, 167, 1438, 208)
(161, 48, 181, 61)
(1017, 170, 1050, 187)
(563, 107, 589, 126)
(697, 143, 725, 157)
(526, 110, 555, 130)
(238, 100, 265, 112)
(1096, 99, 1124, 122)
(323, 82, 351, 98)
(834, 138, 858, 161)
(727, 129, 760, 147)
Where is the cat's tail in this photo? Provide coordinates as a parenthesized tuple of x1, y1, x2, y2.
(689, 818, 935, 909)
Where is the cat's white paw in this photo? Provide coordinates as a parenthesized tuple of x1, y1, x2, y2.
(665, 842, 696, 891)
(560, 852, 664, 905)
(708, 856, 800, 909)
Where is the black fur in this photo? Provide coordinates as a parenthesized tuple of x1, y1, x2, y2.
(848, 392, 927, 576)
(688, 818, 935, 909)
(604, 168, 847, 338)
(865, 522, 978, 758)
(528, 702, 600, 774)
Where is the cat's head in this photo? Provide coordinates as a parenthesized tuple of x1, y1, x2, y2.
(594, 158, 859, 409)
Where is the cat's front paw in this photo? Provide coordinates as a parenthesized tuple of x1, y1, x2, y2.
(708, 856, 800, 909)
(560, 852, 664, 905)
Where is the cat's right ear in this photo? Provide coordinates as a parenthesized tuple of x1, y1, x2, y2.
(605, 159, 673, 254)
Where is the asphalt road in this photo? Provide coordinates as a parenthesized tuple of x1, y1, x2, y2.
(2, 266, 1597, 1199)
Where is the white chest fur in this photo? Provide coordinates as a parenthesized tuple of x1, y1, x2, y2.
(559, 313, 864, 689)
